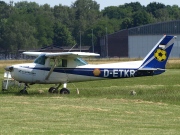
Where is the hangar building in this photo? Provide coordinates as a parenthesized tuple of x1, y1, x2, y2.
(100, 20, 180, 58)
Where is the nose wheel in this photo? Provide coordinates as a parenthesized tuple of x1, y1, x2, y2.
(19, 84, 29, 94)
(20, 89, 28, 94)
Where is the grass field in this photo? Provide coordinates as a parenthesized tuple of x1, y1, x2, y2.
(0, 60, 180, 134)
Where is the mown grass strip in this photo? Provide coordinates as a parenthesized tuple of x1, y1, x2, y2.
(0, 96, 180, 135)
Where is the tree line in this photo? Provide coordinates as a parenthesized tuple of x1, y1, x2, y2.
(0, 0, 180, 56)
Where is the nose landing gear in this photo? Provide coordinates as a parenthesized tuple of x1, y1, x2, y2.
(19, 84, 29, 94)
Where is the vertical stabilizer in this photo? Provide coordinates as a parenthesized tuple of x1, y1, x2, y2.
(139, 35, 176, 70)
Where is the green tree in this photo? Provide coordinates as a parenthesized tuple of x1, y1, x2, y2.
(33, 4, 55, 47)
(167, 5, 180, 20)
(0, 19, 9, 57)
(154, 8, 170, 22)
(121, 18, 133, 29)
(124, 2, 143, 12)
(71, 0, 101, 45)
(146, 2, 165, 18)
(3, 21, 37, 56)
(0, 1, 12, 19)
(53, 22, 76, 46)
(102, 5, 133, 20)
(102, 6, 122, 19)
(0, 2, 15, 57)
(132, 10, 153, 27)
(14, 1, 39, 14)
(53, 5, 74, 26)
(13, 2, 54, 47)
(35, 15, 54, 47)
(1, 0, 180, 56)
(84, 18, 114, 46)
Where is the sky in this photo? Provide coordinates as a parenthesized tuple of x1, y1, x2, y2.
(2, 0, 180, 10)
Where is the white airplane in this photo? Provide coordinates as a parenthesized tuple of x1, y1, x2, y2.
(5, 35, 176, 94)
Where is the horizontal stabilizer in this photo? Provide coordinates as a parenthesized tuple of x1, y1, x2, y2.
(138, 68, 166, 71)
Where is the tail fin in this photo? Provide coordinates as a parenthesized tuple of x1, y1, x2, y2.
(139, 35, 176, 70)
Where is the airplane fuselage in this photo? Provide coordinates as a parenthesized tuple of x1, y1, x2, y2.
(10, 62, 164, 84)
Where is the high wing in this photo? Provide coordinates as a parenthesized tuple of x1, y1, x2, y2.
(23, 52, 100, 58)
(23, 52, 44, 56)
(45, 52, 100, 58)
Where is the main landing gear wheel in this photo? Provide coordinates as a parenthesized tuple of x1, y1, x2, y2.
(48, 87, 58, 94)
(60, 88, 70, 94)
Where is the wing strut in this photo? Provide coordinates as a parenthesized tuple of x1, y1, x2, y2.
(45, 59, 57, 80)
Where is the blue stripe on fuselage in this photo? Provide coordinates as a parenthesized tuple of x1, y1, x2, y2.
(30, 67, 140, 78)
(22, 67, 163, 78)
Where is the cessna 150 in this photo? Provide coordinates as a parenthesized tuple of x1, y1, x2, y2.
(5, 35, 176, 94)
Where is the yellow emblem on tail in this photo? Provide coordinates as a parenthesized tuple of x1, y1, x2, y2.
(154, 49, 167, 62)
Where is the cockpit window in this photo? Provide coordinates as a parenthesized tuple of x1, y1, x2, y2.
(34, 54, 46, 65)
(74, 58, 88, 66)
(49, 58, 67, 67)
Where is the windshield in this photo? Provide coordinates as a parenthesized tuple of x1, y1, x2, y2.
(74, 58, 88, 66)
(34, 54, 46, 65)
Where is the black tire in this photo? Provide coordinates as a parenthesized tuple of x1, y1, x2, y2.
(60, 88, 70, 94)
(20, 89, 28, 94)
(48, 87, 58, 94)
